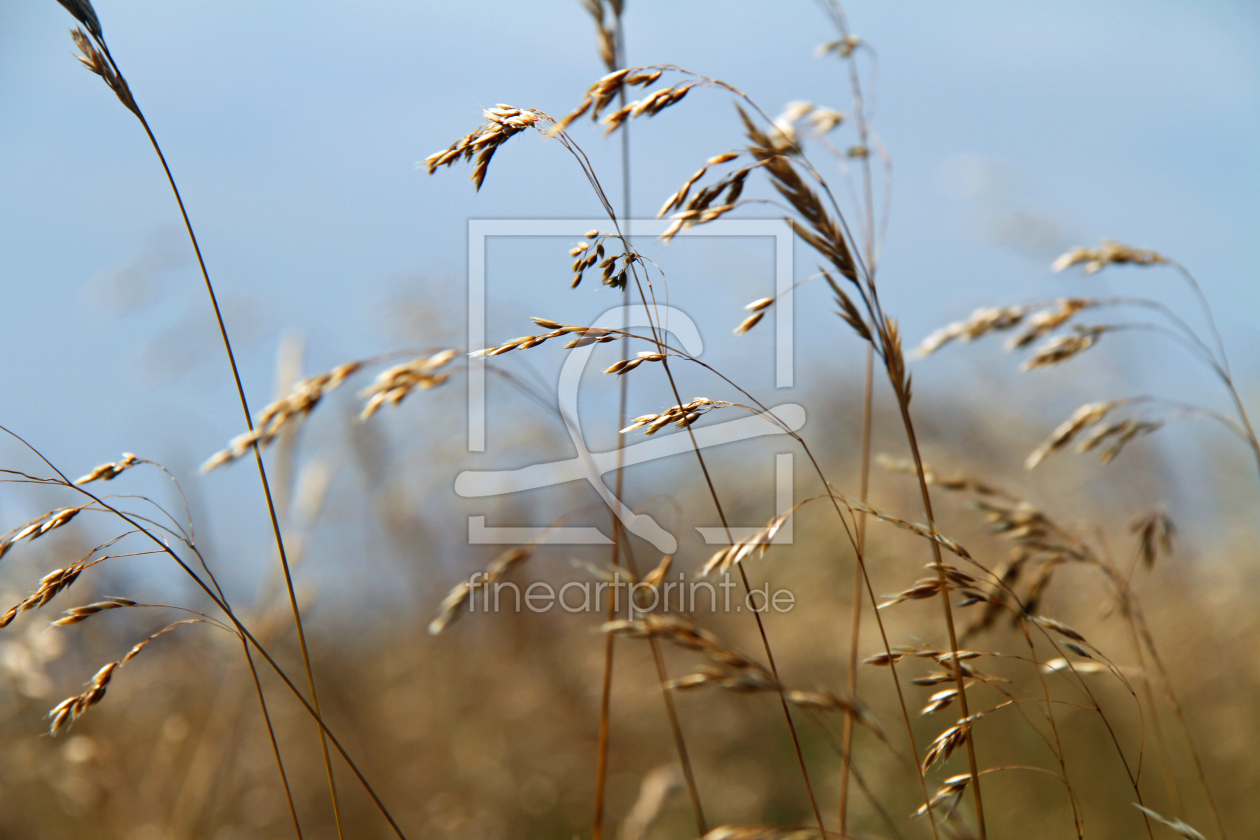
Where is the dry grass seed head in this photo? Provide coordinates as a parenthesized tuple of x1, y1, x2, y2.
(702, 512, 791, 577)
(579, 0, 619, 72)
(1033, 615, 1087, 643)
(922, 714, 983, 772)
(1042, 657, 1111, 676)
(359, 351, 456, 420)
(1052, 239, 1167, 274)
(75, 452, 138, 485)
(736, 105, 857, 282)
(844, 496, 973, 560)
(1075, 418, 1163, 464)
(916, 305, 1030, 357)
(69, 28, 138, 116)
(1007, 298, 1094, 349)
(203, 361, 364, 470)
(1131, 805, 1207, 840)
(915, 773, 973, 818)
(51, 596, 139, 627)
(621, 398, 732, 436)
(1025, 400, 1120, 468)
(604, 614, 775, 685)
(48, 619, 200, 735)
(876, 453, 1011, 499)
(425, 106, 547, 191)
(428, 544, 536, 635)
(57, 0, 103, 39)
(1131, 510, 1175, 569)
(1020, 327, 1103, 371)
(0, 564, 86, 628)
(0, 507, 86, 562)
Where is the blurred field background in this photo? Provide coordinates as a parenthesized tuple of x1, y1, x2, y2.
(1, 2, 1259, 839)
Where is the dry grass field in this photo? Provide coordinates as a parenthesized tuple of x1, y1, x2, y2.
(1, 2, 1256, 839)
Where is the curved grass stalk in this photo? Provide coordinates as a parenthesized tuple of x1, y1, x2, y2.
(583, 6, 708, 838)
(2, 424, 409, 840)
(60, 11, 346, 835)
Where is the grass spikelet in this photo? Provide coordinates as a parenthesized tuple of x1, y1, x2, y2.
(51, 597, 139, 627)
(358, 351, 456, 420)
(579, 0, 619, 72)
(0, 564, 86, 628)
(0, 507, 86, 561)
(69, 28, 137, 116)
(1076, 418, 1163, 464)
(1020, 329, 1103, 370)
(428, 545, 535, 635)
(1033, 616, 1088, 643)
(915, 774, 972, 817)
(603, 615, 771, 680)
(916, 305, 1029, 357)
(202, 361, 364, 471)
(1006, 298, 1094, 349)
(1052, 239, 1167, 274)
(74, 452, 138, 485)
(1132, 805, 1207, 840)
(424, 106, 547, 191)
(1042, 658, 1111, 675)
(48, 619, 203, 735)
(922, 714, 983, 772)
(734, 311, 764, 335)
(1025, 400, 1120, 468)
(737, 103, 857, 281)
(57, 0, 103, 38)
(621, 398, 733, 436)
(843, 497, 973, 560)
(600, 83, 698, 134)
(1131, 511, 1176, 570)
(702, 512, 791, 577)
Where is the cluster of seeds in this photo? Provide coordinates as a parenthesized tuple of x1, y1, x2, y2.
(701, 512, 790, 577)
(74, 452, 139, 485)
(621, 398, 732, 436)
(0, 507, 85, 562)
(770, 100, 845, 145)
(1051, 239, 1167, 274)
(553, 67, 667, 133)
(842, 495, 973, 560)
(51, 596, 139, 627)
(608, 615, 879, 732)
(472, 319, 619, 358)
(428, 545, 535, 635)
(604, 351, 667, 376)
(425, 106, 548, 191)
(921, 713, 984, 773)
(1025, 399, 1164, 468)
(569, 230, 636, 289)
(0, 563, 86, 628)
(877, 563, 992, 612)
(734, 297, 774, 336)
(657, 152, 754, 242)
(1020, 327, 1104, 371)
(48, 620, 200, 735)
(359, 350, 458, 420)
(70, 28, 138, 117)
(202, 362, 363, 472)
(917, 299, 1102, 359)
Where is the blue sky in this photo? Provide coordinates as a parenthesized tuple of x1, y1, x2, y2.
(1, 1, 1258, 591)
